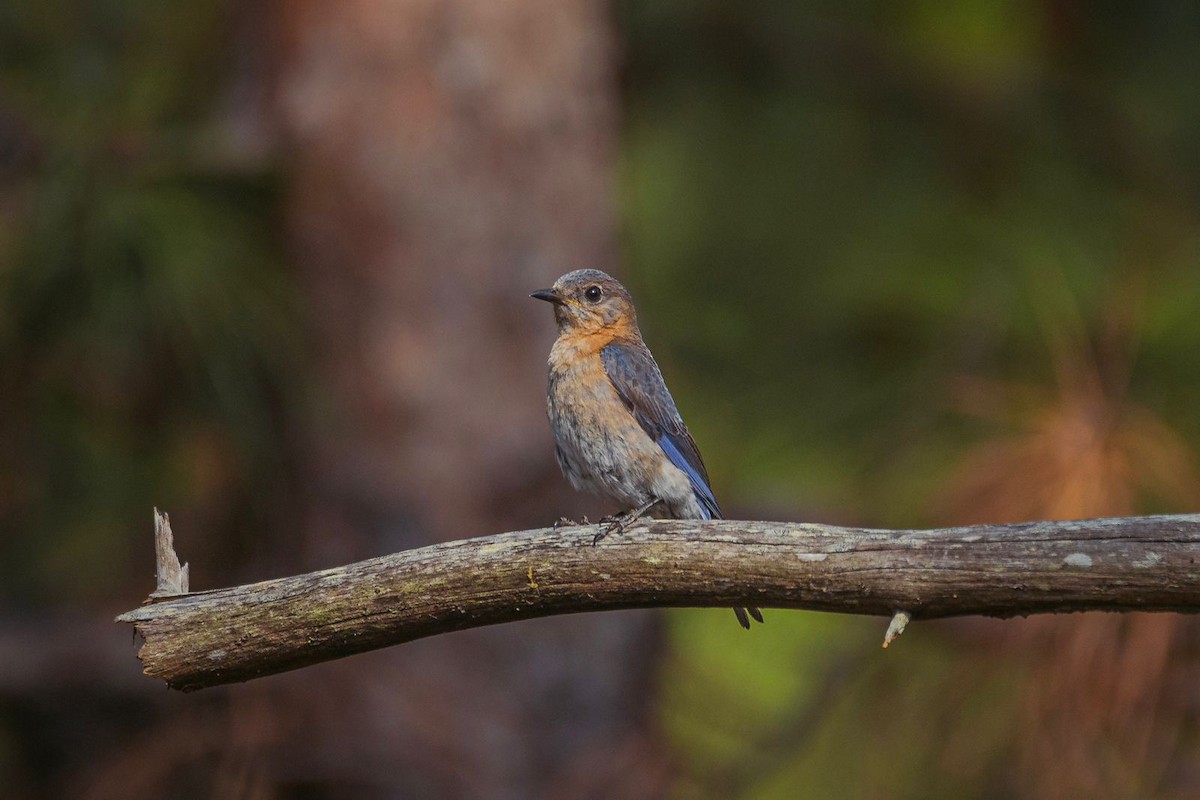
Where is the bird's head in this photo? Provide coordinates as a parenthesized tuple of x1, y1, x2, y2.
(530, 269, 638, 335)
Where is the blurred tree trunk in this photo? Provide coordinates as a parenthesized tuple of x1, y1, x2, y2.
(269, 1, 669, 798)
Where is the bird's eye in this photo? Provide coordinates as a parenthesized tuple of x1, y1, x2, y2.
(584, 286, 603, 303)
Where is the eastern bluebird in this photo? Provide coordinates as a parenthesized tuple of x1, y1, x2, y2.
(531, 269, 763, 629)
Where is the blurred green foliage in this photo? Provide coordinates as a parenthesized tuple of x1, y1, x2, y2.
(618, 2, 1200, 797)
(0, 1, 295, 601)
(620, 0, 1200, 521)
(664, 612, 1024, 800)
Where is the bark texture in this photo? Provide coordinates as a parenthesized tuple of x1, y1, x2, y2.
(118, 514, 1200, 691)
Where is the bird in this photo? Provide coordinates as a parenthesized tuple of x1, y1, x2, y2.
(531, 269, 763, 629)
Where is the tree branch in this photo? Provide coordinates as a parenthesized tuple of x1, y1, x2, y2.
(116, 515, 1200, 691)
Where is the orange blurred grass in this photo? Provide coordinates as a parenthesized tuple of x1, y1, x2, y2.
(937, 285, 1200, 800)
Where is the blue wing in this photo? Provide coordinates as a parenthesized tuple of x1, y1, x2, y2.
(600, 341, 721, 520)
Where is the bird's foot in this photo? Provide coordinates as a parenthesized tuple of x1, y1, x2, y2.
(593, 517, 625, 546)
(553, 515, 591, 529)
(592, 500, 658, 546)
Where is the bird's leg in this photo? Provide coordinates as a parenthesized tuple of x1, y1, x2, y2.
(593, 498, 659, 546)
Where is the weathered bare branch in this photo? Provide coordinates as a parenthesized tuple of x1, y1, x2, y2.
(116, 515, 1200, 691)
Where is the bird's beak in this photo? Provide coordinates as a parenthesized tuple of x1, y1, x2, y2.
(530, 288, 565, 305)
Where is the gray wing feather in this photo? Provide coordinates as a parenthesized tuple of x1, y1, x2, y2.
(600, 341, 721, 519)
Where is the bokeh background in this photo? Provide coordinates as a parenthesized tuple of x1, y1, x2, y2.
(2, 1, 1199, 798)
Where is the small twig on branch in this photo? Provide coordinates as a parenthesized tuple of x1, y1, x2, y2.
(882, 610, 911, 648)
(116, 514, 1200, 691)
(149, 508, 188, 598)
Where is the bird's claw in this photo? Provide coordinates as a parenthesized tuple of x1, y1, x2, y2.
(592, 501, 658, 546)
(553, 516, 576, 529)
(592, 516, 627, 546)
